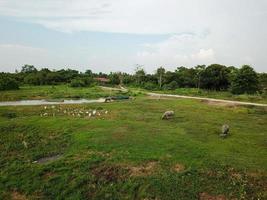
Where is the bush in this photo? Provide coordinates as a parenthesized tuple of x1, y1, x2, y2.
(162, 81, 178, 90)
(70, 78, 86, 87)
(0, 76, 19, 91)
(24, 73, 40, 85)
(143, 82, 157, 90)
(70, 77, 94, 87)
(1, 111, 17, 119)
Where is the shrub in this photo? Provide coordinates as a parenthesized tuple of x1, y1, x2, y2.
(0, 76, 19, 91)
(1, 111, 17, 119)
(70, 77, 94, 87)
(162, 81, 178, 90)
(143, 82, 157, 90)
(70, 78, 86, 87)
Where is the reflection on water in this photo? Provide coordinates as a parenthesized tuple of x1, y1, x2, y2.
(0, 98, 105, 106)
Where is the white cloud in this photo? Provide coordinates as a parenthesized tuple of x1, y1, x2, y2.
(191, 49, 215, 62)
(0, 0, 265, 36)
(136, 34, 216, 72)
(0, 0, 266, 72)
(0, 0, 242, 34)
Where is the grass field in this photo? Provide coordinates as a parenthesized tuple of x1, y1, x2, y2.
(1, 85, 267, 105)
(0, 85, 126, 102)
(0, 93, 266, 199)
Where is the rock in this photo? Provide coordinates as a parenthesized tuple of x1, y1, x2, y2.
(220, 124, 230, 138)
(162, 111, 174, 120)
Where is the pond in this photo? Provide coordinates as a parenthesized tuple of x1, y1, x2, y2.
(0, 98, 106, 106)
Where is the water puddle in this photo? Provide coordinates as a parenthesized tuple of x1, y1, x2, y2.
(0, 98, 105, 106)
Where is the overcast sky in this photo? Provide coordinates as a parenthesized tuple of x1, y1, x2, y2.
(0, 0, 266, 73)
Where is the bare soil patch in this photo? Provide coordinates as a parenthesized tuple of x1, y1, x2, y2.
(172, 163, 185, 172)
(199, 192, 227, 200)
(147, 95, 173, 100)
(11, 191, 28, 200)
(92, 164, 127, 183)
(42, 171, 57, 180)
(201, 100, 237, 107)
(72, 150, 111, 161)
(128, 161, 158, 177)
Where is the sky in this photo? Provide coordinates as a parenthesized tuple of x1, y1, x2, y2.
(0, 0, 267, 73)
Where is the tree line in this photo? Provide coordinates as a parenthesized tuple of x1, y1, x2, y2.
(0, 64, 267, 95)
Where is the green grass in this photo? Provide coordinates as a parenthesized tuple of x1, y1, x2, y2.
(1, 85, 267, 105)
(153, 88, 267, 104)
(0, 85, 126, 101)
(0, 96, 266, 199)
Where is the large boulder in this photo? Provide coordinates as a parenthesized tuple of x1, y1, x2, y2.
(162, 111, 174, 120)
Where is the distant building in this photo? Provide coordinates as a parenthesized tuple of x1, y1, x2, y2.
(94, 77, 110, 85)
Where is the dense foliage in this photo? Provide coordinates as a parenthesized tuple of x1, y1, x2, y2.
(0, 64, 266, 94)
(231, 65, 260, 94)
(0, 73, 19, 91)
(70, 77, 94, 87)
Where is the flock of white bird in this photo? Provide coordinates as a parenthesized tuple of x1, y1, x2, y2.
(40, 105, 109, 118)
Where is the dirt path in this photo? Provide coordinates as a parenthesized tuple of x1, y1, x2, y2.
(147, 92, 267, 107)
(100, 86, 267, 107)
(100, 86, 128, 92)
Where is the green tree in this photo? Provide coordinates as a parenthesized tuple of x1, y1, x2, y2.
(194, 65, 206, 90)
(24, 73, 40, 85)
(201, 64, 230, 90)
(85, 69, 93, 77)
(175, 67, 197, 88)
(21, 64, 37, 73)
(258, 73, 267, 90)
(109, 72, 120, 85)
(231, 65, 260, 94)
(0, 75, 19, 90)
(156, 67, 166, 89)
(134, 65, 146, 86)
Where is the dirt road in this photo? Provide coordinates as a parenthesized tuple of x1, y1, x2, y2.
(147, 92, 267, 107)
(100, 86, 267, 107)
